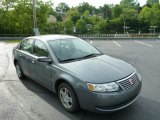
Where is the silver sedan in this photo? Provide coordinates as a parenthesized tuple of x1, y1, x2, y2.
(13, 35, 142, 113)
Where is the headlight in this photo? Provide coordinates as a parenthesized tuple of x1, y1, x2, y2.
(87, 82, 119, 92)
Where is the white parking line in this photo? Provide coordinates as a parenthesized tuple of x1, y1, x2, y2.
(135, 40, 153, 47)
(113, 41, 122, 47)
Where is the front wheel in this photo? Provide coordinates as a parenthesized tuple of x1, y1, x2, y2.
(58, 83, 80, 112)
(15, 63, 25, 79)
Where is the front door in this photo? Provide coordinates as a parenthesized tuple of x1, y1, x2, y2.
(31, 40, 52, 88)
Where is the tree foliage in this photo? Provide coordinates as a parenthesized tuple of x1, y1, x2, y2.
(76, 19, 87, 34)
(146, 0, 159, 6)
(99, 4, 112, 19)
(56, 2, 70, 14)
(64, 19, 74, 34)
(78, 2, 96, 14)
(66, 8, 80, 23)
(0, 0, 160, 35)
(120, 0, 138, 8)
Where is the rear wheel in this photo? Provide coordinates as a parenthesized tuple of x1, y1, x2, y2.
(58, 83, 80, 112)
(15, 63, 25, 79)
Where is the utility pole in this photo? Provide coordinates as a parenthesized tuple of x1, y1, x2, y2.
(123, 21, 126, 34)
(33, 0, 40, 35)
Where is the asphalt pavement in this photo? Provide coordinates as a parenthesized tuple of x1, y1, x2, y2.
(0, 40, 160, 120)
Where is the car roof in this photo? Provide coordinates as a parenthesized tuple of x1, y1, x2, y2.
(27, 34, 78, 41)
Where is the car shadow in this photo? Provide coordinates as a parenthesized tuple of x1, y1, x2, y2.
(20, 77, 160, 120)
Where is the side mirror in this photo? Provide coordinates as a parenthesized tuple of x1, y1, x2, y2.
(37, 57, 52, 63)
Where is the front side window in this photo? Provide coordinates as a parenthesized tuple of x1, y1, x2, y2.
(33, 40, 49, 57)
(20, 39, 33, 53)
(48, 38, 102, 62)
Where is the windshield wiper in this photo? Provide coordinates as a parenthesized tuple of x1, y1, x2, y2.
(81, 53, 102, 59)
(60, 53, 103, 63)
(60, 58, 80, 63)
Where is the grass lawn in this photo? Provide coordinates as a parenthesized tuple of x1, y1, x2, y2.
(2, 40, 21, 43)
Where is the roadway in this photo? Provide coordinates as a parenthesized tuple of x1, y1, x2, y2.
(0, 40, 160, 120)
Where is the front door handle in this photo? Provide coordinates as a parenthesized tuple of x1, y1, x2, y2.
(32, 59, 35, 64)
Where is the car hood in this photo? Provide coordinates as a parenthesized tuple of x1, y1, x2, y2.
(61, 55, 135, 83)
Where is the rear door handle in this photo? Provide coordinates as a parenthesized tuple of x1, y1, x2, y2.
(45, 66, 50, 69)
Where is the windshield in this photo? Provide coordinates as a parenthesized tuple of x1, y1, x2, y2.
(48, 38, 102, 62)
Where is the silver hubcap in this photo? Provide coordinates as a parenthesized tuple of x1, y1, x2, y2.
(16, 65, 21, 77)
(59, 87, 73, 109)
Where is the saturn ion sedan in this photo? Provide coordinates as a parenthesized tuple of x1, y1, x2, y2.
(13, 35, 142, 113)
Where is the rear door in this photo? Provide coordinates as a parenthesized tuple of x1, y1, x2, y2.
(31, 40, 52, 88)
(19, 39, 34, 76)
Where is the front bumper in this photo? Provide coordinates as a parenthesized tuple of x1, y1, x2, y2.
(95, 90, 140, 112)
(77, 74, 142, 113)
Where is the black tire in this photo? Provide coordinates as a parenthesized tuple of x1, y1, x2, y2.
(58, 82, 80, 113)
(15, 63, 25, 80)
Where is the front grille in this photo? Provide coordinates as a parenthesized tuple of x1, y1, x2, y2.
(118, 73, 139, 90)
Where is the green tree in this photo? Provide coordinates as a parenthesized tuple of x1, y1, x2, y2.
(55, 3, 69, 22)
(66, 8, 80, 23)
(56, 14, 63, 21)
(13, 0, 33, 34)
(138, 4, 160, 32)
(89, 15, 103, 25)
(99, 4, 112, 19)
(112, 5, 123, 18)
(120, 0, 138, 8)
(0, 0, 54, 34)
(139, 6, 152, 24)
(56, 2, 70, 14)
(151, 4, 160, 26)
(120, 8, 138, 20)
(76, 19, 87, 34)
(82, 10, 92, 24)
(1, 0, 160, 35)
(146, 0, 159, 6)
(94, 20, 108, 33)
(78, 2, 96, 14)
(37, 1, 54, 33)
(44, 22, 64, 34)
(0, 0, 18, 34)
(64, 19, 74, 34)
(1, 0, 17, 11)
(107, 19, 124, 33)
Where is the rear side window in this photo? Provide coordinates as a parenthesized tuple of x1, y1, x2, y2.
(33, 40, 49, 57)
(20, 39, 33, 53)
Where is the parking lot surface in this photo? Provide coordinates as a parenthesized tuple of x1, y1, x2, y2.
(0, 40, 160, 120)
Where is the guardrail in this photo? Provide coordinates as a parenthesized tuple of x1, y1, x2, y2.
(0, 37, 160, 41)
(77, 33, 160, 38)
(0, 34, 160, 40)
